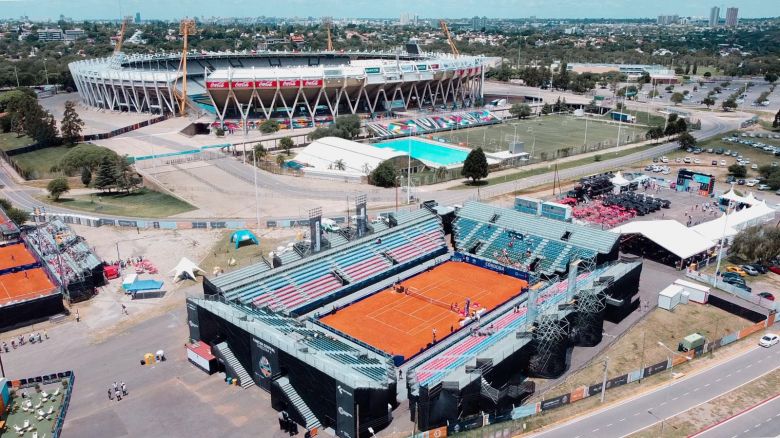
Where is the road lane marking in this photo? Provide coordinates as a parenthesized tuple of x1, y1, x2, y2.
(672, 397, 679, 401)
(684, 392, 691, 396)
(716, 378, 722, 382)
(704, 384, 711, 387)
(592, 428, 599, 432)
(607, 423, 613, 427)
(660, 402, 666, 406)
(619, 418, 625, 422)
(746, 364, 752, 369)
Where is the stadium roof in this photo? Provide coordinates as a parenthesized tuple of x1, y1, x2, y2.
(294, 136, 408, 176)
(611, 220, 716, 259)
(457, 201, 619, 254)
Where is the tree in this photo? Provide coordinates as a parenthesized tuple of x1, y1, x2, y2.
(253, 143, 267, 161)
(721, 99, 738, 111)
(645, 126, 664, 142)
(333, 159, 346, 171)
(47, 177, 70, 201)
(55, 144, 120, 175)
(509, 103, 532, 119)
(259, 119, 280, 134)
(774, 109, 780, 129)
(115, 157, 142, 193)
(308, 115, 362, 141)
(369, 160, 398, 188)
(94, 156, 118, 192)
(276, 154, 286, 167)
(675, 118, 688, 134)
(540, 102, 552, 115)
(729, 225, 780, 263)
(5, 207, 29, 226)
(279, 136, 294, 155)
(60, 100, 84, 145)
(765, 73, 778, 84)
(702, 97, 715, 108)
(80, 167, 92, 186)
(727, 164, 747, 178)
(461, 147, 489, 183)
(677, 132, 696, 150)
(552, 62, 570, 90)
(703, 71, 712, 78)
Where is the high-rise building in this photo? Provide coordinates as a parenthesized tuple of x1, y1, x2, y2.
(399, 13, 410, 26)
(657, 15, 680, 25)
(134, 12, 141, 24)
(472, 16, 487, 30)
(725, 7, 739, 27)
(709, 6, 720, 27)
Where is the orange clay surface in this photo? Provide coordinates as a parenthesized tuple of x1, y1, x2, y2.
(0, 243, 37, 271)
(320, 261, 526, 359)
(0, 268, 56, 304)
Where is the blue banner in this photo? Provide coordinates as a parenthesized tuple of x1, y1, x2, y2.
(452, 252, 530, 281)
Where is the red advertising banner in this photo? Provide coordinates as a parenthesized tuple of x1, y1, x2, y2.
(206, 81, 228, 89)
(278, 79, 298, 87)
(430, 64, 439, 70)
(231, 80, 253, 89)
(301, 79, 323, 87)
(255, 80, 277, 88)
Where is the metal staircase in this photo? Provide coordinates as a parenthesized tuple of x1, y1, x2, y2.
(276, 376, 322, 430)
(214, 342, 254, 388)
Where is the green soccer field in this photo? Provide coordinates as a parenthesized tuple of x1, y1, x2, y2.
(431, 115, 649, 157)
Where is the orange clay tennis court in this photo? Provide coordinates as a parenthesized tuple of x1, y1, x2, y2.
(0, 268, 56, 304)
(0, 243, 37, 271)
(320, 261, 527, 360)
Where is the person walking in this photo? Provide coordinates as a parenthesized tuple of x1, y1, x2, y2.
(108, 387, 114, 400)
(36, 332, 42, 343)
(121, 382, 127, 396)
(121, 304, 128, 315)
(115, 388, 122, 401)
(44, 330, 48, 339)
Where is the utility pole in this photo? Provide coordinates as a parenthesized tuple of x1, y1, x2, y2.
(638, 329, 647, 382)
(600, 356, 609, 403)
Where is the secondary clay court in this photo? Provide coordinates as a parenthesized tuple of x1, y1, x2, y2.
(0, 268, 57, 304)
(320, 261, 527, 360)
(0, 243, 37, 270)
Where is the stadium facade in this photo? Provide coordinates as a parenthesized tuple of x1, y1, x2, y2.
(68, 50, 487, 125)
(186, 201, 643, 436)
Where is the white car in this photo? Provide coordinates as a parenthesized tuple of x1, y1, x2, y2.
(759, 333, 779, 347)
(661, 157, 669, 163)
(752, 164, 759, 170)
(746, 179, 759, 187)
(720, 160, 727, 166)
(693, 158, 702, 164)
(683, 157, 692, 163)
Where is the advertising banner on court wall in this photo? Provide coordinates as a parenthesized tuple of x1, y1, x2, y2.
(250, 336, 279, 390)
(335, 384, 356, 438)
(452, 252, 530, 281)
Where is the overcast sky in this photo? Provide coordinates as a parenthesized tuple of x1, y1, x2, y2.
(0, 0, 778, 21)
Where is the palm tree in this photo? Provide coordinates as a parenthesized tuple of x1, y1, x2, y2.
(253, 143, 267, 161)
(333, 159, 346, 171)
(435, 166, 448, 182)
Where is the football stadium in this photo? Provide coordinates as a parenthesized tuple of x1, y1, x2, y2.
(187, 200, 643, 437)
(68, 49, 487, 127)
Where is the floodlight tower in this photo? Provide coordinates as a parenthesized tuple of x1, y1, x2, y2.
(173, 19, 197, 116)
(439, 20, 459, 57)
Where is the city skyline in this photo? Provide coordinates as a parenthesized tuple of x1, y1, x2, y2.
(0, 0, 778, 21)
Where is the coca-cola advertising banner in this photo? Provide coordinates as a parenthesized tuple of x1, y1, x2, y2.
(231, 80, 253, 89)
(255, 80, 277, 88)
(206, 81, 228, 89)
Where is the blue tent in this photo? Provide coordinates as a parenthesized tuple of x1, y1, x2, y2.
(230, 229, 259, 249)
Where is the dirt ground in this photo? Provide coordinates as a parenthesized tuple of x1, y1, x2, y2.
(530, 304, 753, 401)
(629, 369, 780, 437)
(67, 225, 223, 335)
(198, 227, 301, 276)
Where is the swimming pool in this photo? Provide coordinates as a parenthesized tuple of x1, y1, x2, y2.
(375, 138, 469, 166)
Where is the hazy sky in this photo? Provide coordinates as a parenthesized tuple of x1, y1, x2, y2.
(0, 0, 778, 20)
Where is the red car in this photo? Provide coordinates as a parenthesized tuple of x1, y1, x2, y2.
(758, 292, 775, 301)
(769, 266, 780, 275)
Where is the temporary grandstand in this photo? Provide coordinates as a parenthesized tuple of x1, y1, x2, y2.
(25, 219, 105, 301)
(0, 227, 63, 330)
(188, 202, 642, 436)
(453, 201, 620, 277)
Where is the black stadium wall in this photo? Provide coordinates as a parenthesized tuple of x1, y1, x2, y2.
(0, 293, 64, 332)
(604, 261, 643, 323)
(188, 299, 395, 438)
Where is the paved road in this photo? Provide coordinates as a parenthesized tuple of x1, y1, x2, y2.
(530, 343, 780, 438)
(692, 392, 780, 438)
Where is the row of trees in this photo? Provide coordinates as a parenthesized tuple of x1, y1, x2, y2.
(368, 147, 490, 188)
(729, 225, 780, 265)
(308, 115, 362, 141)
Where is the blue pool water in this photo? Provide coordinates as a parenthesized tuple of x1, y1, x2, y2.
(375, 138, 469, 166)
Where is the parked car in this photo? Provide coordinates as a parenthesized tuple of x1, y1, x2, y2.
(715, 148, 724, 154)
(759, 333, 779, 347)
(741, 265, 760, 276)
(731, 152, 739, 157)
(769, 265, 780, 275)
(694, 158, 702, 164)
(713, 160, 720, 166)
(683, 157, 692, 163)
(645, 165, 654, 171)
(653, 157, 659, 163)
(721, 271, 742, 279)
(737, 179, 746, 185)
(706, 148, 714, 153)
(676, 157, 683, 163)
(758, 184, 771, 191)
(757, 292, 775, 301)
(746, 179, 759, 187)
(726, 266, 747, 276)
(752, 164, 759, 170)
(720, 160, 727, 166)
(747, 264, 768, 274)
(661, 156, 669, 163)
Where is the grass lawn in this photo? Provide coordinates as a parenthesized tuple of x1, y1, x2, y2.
(199, 230, 291, 275)
(11, 145, 71, 179)
(0, 132, 34, 151)
(450, 143, 651, 190)
(40, 188, 195, 218)
(432, 114, 650, 156)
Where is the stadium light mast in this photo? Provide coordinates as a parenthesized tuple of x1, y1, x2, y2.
(439, 20, 459, 58)
(173, 19, 197, 117)
(114, 16, 132, 55)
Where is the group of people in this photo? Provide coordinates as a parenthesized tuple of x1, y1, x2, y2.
(1, 330, 48, 352)
(107, 381, 128, 401)
(684, 201, 720, 227)
(277, 410, 303, 436)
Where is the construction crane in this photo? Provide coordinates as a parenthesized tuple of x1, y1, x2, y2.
(439, 20, 459, 57)
(114, 16, 132, 55)
(173, 19, 197, 116)
(323, 17, 333, 51)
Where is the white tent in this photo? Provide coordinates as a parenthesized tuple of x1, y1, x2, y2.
(294, 136, 407, 176)
(610, 171, 631, 187)
(171, 257, 205, 282)
(690, 215, 739, 242)
(719, 188, 757, 206)
(612, 220, 716, 259)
